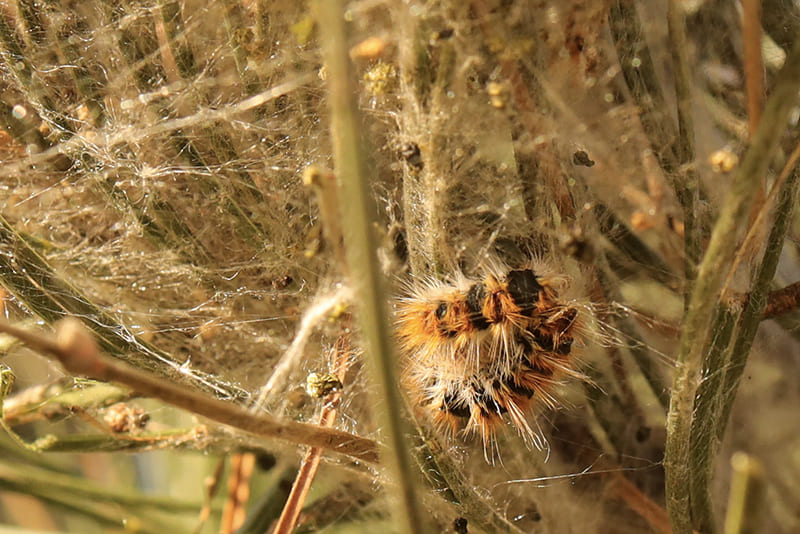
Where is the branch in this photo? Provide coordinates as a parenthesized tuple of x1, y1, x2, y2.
(664, 35, 800, 534)
(0, 318, 380, 464)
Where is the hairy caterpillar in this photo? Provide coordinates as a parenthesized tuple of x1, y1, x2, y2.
(395, 261, 585, 456)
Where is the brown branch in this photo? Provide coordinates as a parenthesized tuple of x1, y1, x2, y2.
(743, 0, 767, 227)
(272, 339, 351, 534)
(742, 0, 765, 136)
(607, 472, 700, 534)
(762, 281, 800, 318)
(722, 140, 800, 321)
(0, 318, 380, 464)
(220, 453, 256, 534)
(726, 281, 800, 320)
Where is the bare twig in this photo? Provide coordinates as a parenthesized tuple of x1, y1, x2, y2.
(313, 1, 427, 532)
(667, 0, 701, 284)
(717, 154, 800, 437)
(303, 165, 348, 271)
(723, 281, 800, 320)
(272, 341, 350, 534)
(724, 453, 766, 534)
(742, 0, 768, 233)
(608, 472, 699, 534)
(220, 453, 256, 534)
(724, 140, 800, 293)
(762, 281, 800, 318)
(0, 318, 380, 464)
(742, 0, 765, 136)
(609, 0, 678, 172)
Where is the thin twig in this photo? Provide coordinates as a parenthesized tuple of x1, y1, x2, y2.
(590, 257, 668, 410)
(762, 281, 800, 319)
(717, 152, 800, 438)
(2, 377, 130, 426)
(608, 472, 699, 534)
(594, 204, 678, 286)
(666, 0, 701, 285)
(742, 0, 768, 235)
(303, 165, 349, 272)
(396, 13, 443, 275)
(724, 140, 800, 294)
(664, 37, 800, 534)
(742, 0, 765, 136)
(723, 453, 766, 534)
(313, 1, 427, 532)
(700, 88, 750, 142)
(252, 163, 351, 413)
(229, 464, 296, 534)
(220, 453, 256, 534)
(610, 0, 711, 280)
(271, 411, 332, 533)
(272, 341, 350, 534)
(609, 0, 678, 173)
(723, 281, 800, 320)
(27, 427, 210, 453)
(0, 318, 380, 464)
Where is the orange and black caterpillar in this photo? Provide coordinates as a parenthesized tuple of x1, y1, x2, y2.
(395, 263, 583, 453)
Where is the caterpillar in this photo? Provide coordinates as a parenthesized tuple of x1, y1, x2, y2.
(395, 261, 585, 456)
